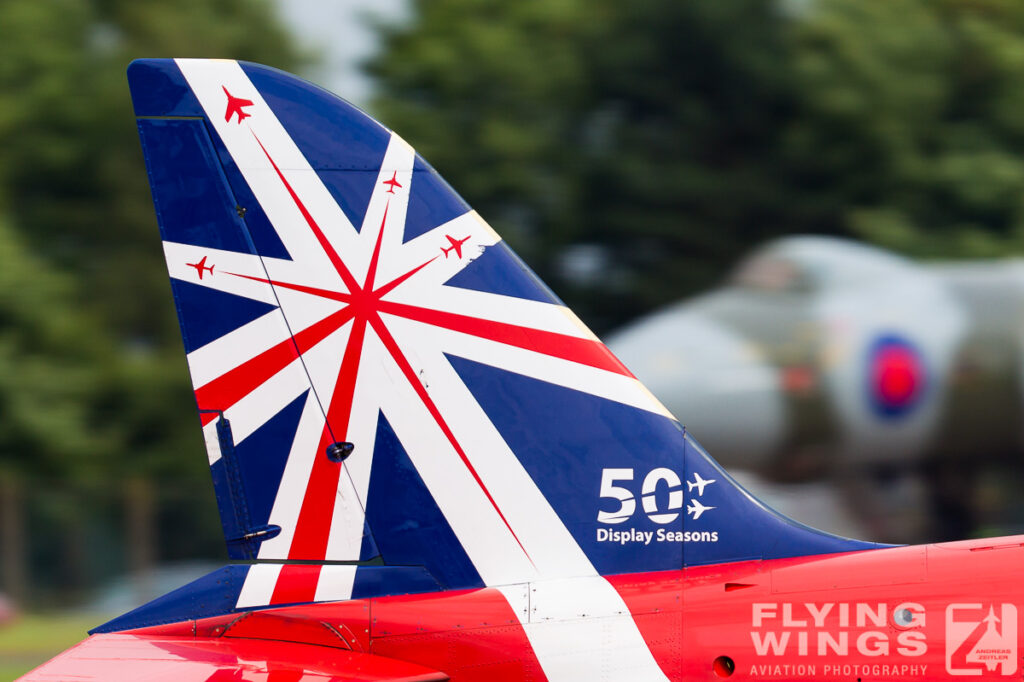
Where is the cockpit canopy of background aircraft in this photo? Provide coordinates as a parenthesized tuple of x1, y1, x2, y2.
(730, 236, 915, 294)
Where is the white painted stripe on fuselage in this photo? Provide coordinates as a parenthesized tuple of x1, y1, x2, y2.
(498, 578, 670, 682)
(313, 565, 358, 603)
(529, 576, 630, 620)
(236, 563, 283, 608)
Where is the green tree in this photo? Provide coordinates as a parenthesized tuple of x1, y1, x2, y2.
(0, 0, 304, 483)
(791, 0, 1024, 258)
(0, 216, 115, 481)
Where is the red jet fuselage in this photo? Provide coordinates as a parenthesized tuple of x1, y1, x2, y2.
(118, 536, 1020, 682)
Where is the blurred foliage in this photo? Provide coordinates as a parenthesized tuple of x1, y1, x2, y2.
(371, 0, 1024, 330)
(0, 217, 114, 481)
(794, 0, 1024, 259)
(0, 0, 301, 486)
(0, 0, 301, 598)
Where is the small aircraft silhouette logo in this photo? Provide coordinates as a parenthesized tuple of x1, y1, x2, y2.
(687, 472, 716, 496)
(947, 603, 1018, 675)
(970, 607, 1010, 672)
(441, 235, 471, 259)
(222, 86, 253, 124)
(687, 499, 715, 520)
(382, 171, 403, 194)
(187, 256, 215, 280)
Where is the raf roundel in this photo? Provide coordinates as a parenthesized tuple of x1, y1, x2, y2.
(867, 334, 927, 418)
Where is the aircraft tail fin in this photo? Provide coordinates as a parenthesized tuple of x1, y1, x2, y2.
(127, 58, 881, 604)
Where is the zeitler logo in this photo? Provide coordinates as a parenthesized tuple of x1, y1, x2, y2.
(946, 604, 1017, 676)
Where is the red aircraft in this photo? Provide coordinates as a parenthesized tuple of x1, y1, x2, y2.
(441, 234, 471, 259)
(222, 85, 253, 124)
(22, 58, 1024, 682)
(186, 255, 214, 280)
(383, 171, 403, 194)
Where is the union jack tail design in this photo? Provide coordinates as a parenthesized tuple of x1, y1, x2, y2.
(126, 59, 879, 610)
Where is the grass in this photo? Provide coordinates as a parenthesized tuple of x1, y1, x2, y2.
(0, 613, 105, 681)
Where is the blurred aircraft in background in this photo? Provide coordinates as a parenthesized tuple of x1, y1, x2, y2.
(609, 236, 1024, 543)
